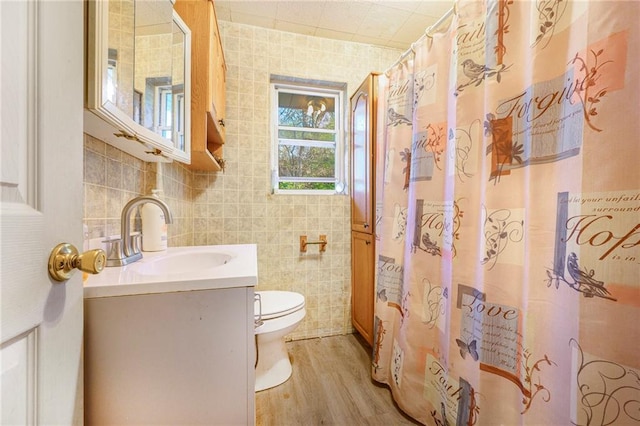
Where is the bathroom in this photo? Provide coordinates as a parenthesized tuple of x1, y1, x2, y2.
(1, 0, 638, 425)
(83, 4, 399, 341)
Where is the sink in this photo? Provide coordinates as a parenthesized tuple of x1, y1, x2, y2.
(132, 251, 234, 276)
(83, 244, 257, 299)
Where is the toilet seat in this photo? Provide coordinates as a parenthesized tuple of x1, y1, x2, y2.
(256, 291, 305, 320)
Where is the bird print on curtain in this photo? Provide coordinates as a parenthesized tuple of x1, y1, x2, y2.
(371, 1, 640, 425)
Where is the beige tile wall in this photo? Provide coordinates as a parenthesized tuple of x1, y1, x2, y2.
(83, 21, 401, 340)
(208, 21, 400, 339)
(83, 134, 193, 247)
(135, 33, 173, 92)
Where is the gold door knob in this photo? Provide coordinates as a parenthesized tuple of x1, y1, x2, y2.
(48, 243, 106, 282)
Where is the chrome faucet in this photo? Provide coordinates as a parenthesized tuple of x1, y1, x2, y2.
(105, 195, 173, 267)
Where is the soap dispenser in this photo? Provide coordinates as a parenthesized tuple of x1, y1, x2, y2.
(141, 189, 168, 251)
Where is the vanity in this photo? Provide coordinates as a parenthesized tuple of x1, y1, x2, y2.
(83, 245, 257, 425)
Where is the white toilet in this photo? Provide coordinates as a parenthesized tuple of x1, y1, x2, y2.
(254, 291, 306, 392)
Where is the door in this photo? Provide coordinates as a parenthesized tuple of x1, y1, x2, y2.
(350, 74, 376, 234)
(351, 232, 374, 345)
(1, 1, 85, 424)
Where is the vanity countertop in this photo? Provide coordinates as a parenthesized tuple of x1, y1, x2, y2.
(84, 244, 258, 299)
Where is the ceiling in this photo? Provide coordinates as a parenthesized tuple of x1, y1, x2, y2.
(213, 1, 455, 50)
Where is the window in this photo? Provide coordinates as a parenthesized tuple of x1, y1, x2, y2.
(173, 91, 185, 151)
(154, 85, 172, 140)
(271, 78, 346, 194)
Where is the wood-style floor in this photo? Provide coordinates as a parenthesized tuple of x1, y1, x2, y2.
(256, 333, 422, 426)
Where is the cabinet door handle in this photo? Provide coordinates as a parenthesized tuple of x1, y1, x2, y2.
(218, 118, 225, 127)
(365, 240, 371, 245)
(254, 293, 263, 328)
(363, 223, 369, 228)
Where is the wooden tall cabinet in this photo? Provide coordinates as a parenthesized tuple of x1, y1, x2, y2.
(175, 0, 226, 171)
(350, 73, 378, 346)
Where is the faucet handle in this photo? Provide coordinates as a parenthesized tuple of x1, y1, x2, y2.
(103, 237, 124, 262)
(131, 233, 142, 255)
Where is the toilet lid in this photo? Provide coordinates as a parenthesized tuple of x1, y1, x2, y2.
(256, 291, 305, 320)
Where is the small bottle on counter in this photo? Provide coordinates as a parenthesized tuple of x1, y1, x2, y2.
(141, 189, 168, 252)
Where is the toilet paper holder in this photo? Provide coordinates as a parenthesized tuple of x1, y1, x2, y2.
(300, 235, 327, 252)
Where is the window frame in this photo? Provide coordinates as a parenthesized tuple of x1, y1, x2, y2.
(270, 80, 346, 195)
(154, 85, 173, 140)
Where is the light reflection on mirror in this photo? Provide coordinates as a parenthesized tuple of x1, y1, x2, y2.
(172, 19, 186, 152)
(108, 0, 135, 116)
(134, 0, 172, 138)
(107, 0, 188, 153)
(106, 49, 118, 103)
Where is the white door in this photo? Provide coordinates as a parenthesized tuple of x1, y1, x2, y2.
(1, 1, 85, 424)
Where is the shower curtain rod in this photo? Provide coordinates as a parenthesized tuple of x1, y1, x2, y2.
(384, 5, 455, 75)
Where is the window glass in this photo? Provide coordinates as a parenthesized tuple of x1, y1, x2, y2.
(155, 85, 172, 139)
(272, 81, 345, 194)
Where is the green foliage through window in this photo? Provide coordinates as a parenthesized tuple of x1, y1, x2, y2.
(272, 82, 344, 193)
(278, 182, 336, 190)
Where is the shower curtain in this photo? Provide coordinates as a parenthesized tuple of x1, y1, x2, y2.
(372, 1, 639, 424)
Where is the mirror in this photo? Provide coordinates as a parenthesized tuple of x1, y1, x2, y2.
(86, 0, 190, 163)
(107, 0, 136, 117)
(134, 0, 173, 138)
(172, 19, 186, 152)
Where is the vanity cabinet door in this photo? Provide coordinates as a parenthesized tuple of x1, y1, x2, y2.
(85, 287, 255, 424)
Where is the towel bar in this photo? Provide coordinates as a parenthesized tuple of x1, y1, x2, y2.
(300, 235, 327, 253)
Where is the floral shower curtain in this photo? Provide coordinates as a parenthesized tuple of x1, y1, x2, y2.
(372, 1, 639, 424)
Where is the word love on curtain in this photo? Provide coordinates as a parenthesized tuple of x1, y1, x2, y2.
(372, 1, 639, 425)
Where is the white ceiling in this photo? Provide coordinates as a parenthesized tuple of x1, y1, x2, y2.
(213, 1, 455, 50)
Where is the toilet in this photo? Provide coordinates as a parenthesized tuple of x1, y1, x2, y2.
(254, 291, 306, 392)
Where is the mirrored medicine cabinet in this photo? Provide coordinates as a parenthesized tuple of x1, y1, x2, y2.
(85, 0, 191, 164)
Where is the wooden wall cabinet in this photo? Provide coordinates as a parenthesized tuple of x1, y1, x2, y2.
(350, 73, 378, 346)
(175, 0, 226, 171)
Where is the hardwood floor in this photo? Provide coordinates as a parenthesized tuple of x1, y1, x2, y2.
(255, 333, 422, 426)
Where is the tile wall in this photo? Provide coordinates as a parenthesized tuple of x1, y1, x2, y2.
(134, 33, 173, 92)
(83, 20, 401, 340)
(83, 134, 193, 247)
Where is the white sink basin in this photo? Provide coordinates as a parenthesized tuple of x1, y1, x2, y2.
(83, 245, 257, 299)
(132, 251, 233, 276)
